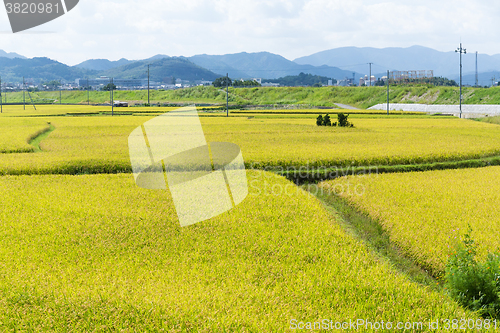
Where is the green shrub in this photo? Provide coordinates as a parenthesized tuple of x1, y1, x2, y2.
(337, 113, 354, 127)
(315, 113, 355, 128)
(445, 229, 500, 318)
(316, 115, 323, 126)
(324, 114, 331, 126)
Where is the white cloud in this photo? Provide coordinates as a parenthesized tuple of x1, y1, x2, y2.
(0, 0, 499, 65)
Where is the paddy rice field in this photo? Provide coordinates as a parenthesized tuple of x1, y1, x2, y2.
(1, 103, 500, 330)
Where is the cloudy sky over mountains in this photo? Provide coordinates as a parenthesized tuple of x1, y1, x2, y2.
(0, 0, 497, 65)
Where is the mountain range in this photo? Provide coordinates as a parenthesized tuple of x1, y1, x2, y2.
(294, 45, 500, 86)
(0, 57, 95, 83)
(2, 45, 500, 86)
(74, 52, 362, 81)
(185, 52, 362, 80)
(0, 50, 26, 59)
(100, 57, 220, 82)
(74, 58, 133, 71)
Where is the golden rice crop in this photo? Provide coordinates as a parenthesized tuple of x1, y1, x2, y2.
(2, 113, 500, 174)
(319, 166, 500, 274)
(0, 117, 50, 153)
(0, 104, 179, 117)
(0, 116, 139, 175)
(204, 117, 500, 167)
(0, 172, 474, 330)
(231, 108, 425, 115)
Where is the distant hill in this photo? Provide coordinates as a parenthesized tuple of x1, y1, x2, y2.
(0, 50, 26, 59)
(0, 57, 95, 83)
(75, 58, 133, 71)
(458, 71, 500, 87)
(100, 57, 220, 82)
(188, 52, 362, 80)
(187, 54, 249, 78)
(294, 45, 500, 80)
(75, 55, 170, 71)
(145, 54, 169, 61)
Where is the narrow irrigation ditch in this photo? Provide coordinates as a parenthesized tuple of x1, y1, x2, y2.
(27, 122, 55, 153)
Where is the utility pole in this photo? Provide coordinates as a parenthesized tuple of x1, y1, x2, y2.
(368, 63, 373, 86)
(23, 77, 25, 110)
(352, 72, 355, 86)
(26, 87, 36, 111)
(226, 73, 229, 117)
(492, 76, 496, 87)
(0, 76, 2, 114)
(147, 64, 150, 105)
(87, 78, 90, 105)
(111, 78, 114, 116)
(475, 51, 479, 87)
(455, 43, 466, 119)
(387, 70, 389, 115)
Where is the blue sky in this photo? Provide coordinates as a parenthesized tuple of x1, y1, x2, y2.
(0, 0, 497, 65)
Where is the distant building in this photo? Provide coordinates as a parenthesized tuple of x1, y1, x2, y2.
(359, 75, 376, 86)
(336, 77, 354, 87)
(253, 78, 262, 84)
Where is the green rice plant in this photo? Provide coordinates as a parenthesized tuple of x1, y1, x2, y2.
(0, 117, 50, 153)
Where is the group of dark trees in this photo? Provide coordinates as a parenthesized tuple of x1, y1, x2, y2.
(390, 77, 458, 86)
(316, 113, 354, 127)
(266, 72, 334, 87)
(214, 73, 461, 89)
(233, 79, 261, 87)
(372, 76, 458, 87)
(41, 80, 61, 89)
(213, 77, 232, 88)
(101, 83, 117, 91)
(429, 76, 458, 86)
(213, 77, 261, 88)
(213, 72, 336, 88)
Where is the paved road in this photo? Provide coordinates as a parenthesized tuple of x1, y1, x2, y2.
(335, 103, 358, 110)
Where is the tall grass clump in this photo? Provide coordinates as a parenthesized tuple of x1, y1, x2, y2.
(445, 228, 500, 318)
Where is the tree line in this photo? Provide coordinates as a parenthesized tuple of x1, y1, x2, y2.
(213, 77, 261, 88)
